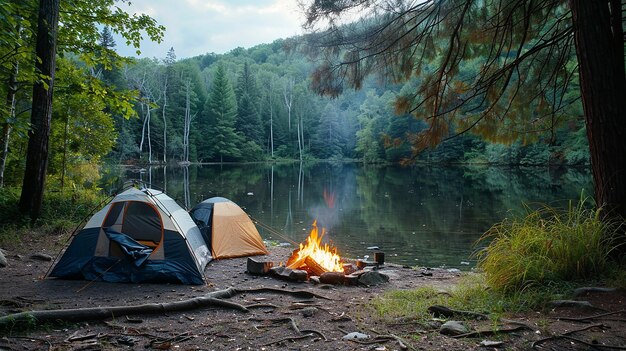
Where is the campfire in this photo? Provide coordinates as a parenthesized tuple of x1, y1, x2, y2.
(247, 219, 389, 286)
(285, 220, 343, 276)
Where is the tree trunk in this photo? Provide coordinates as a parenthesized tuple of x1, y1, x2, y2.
(147, 105, 152, 164)
(0, 124, 11, 187)
(162, 74, 168, 163)
(0, 27, 19, 188)
(569, 0, 626, 247)
(269, 81, 274, 158)
(283, 77, 293, 132)
(183, 79, 192, 163)
(19, 0, 60, 220)
(60, 108, 69, 190)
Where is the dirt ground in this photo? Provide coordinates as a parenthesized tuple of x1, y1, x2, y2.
(1, 235, 625, 351)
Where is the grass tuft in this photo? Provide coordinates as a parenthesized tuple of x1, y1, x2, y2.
(475, 196, 623, 293)
(369, 274, 564, 324)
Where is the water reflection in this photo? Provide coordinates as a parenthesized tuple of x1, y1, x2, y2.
(114, 163, 592, 268)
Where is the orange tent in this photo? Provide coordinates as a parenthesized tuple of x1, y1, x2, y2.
(190, 197, 268, 259)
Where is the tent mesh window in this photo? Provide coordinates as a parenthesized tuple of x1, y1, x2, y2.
(122, 202, 163, 248)
(104, 201, 164, 256)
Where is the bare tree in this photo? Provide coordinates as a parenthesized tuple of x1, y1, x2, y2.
(182, 78, 195, 164)
(282, 76, 294, 132)
(129, 70, 159, 164)
(161, 72, 168, 163)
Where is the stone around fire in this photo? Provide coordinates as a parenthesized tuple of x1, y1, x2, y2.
(358, 271, 389, 286)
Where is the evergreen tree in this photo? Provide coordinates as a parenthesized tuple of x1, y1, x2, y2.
(311, 102, 343, 159)
(97, 26, 122, 87)
(235, 62, 262, 145)
(237, 92, 263, 145)
(203, 64, 241, 162)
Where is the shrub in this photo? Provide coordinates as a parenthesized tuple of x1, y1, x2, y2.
(476, 197, 623, 293)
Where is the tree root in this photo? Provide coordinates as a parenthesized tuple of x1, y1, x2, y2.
(533, 334, 626, 350)
(245, 303, 278, 309)
(238, 287, 333, 300)
(427, 305, 489, 320)
(452, 325, 531, 338)
(552, 309, 626, 323)
(345, 334, 413, 350)
(531, 323, 614, 349)
(428, 304, 534, 330)
(259, 333, 315, 346)
(251, 316, 327, 346)
(0, 286, 330, 330)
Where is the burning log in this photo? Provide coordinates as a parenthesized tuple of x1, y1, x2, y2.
(285, 221, 344, 275)
(304, 256, 328, 277)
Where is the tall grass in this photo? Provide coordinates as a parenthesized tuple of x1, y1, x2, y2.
(0, 187, 108, 248)
(476, 197, 623, 293)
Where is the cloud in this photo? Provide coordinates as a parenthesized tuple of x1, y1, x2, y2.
(114, 0, 304, 59)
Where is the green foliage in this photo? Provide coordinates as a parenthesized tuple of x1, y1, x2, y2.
(476, 197, 623, 293)
(0, 186, 107, 248)
(49, 58, 117, 186)
(559, 124, 590, 165)
(203, 64, 242, 161)
(0, 188, 27, 234)
(369, 274, 563, 324)
(239, 141, 265, 161)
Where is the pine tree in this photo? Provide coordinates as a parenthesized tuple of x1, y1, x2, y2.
(97, 26, 122, 87)
(204, 64, 241, 162)
(311, 102, 343, 159)
(235, 62, 262, 145)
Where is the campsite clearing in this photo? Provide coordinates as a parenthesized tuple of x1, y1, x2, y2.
(1, 234, 626, 350)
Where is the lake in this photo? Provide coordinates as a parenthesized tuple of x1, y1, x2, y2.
(109, 163, 592, 269)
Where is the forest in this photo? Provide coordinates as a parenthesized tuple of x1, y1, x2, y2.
(0, 3, 592, 197)
(1, 2, 626, 348)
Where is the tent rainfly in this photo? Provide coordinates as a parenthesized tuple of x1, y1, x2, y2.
(190, 197, 268, 259)
(50, 188, 211, 285)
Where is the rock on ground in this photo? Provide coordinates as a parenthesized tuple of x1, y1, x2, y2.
(440, 320, 469, 336)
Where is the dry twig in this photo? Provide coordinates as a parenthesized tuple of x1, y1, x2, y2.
(552, 309, 626, 323)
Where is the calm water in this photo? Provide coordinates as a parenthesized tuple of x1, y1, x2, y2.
(109, 163, 592, 268)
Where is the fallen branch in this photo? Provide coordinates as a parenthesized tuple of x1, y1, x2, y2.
(300, 328, 327, 341)
(552, 309, 626, 323)
(259, 333, 314, 346)
(0, 287, 330, 330)
(245, 303, 278, 309)
(344, 333, 413, 350)
(452, 325, 530, 338)
(238, 287, 333, 300)
(428, 305, 534, 330)
(427, 305, 489, 320)
(533, 334, 626, 350)
(549, 300, 599, 310)
(149, 331, 195, 347)
(531, 324, 610, 349)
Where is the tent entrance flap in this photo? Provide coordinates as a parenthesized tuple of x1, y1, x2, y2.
(105, 229, 153, 267)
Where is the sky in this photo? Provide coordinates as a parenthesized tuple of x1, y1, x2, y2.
(114, 0, 305, 60)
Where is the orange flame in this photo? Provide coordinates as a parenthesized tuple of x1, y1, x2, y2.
(286, 220, 343, 273)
